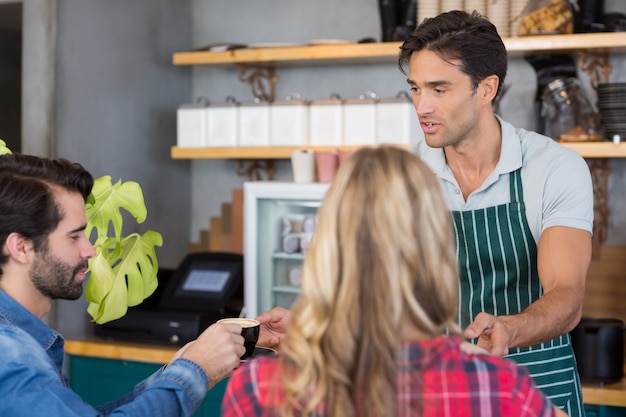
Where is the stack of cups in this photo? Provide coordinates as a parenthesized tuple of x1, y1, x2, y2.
(315, 151, 340, 183)
(291, 150, 316, 183)
(509, 0, 528, 36)
(440, 0, 464, 13)
(417, 1, 440, 24)
(315, 151, 352, 183)
(486, 0, 511, 37)
(291, 150, 352, 184)
(464, 0, 486, 15)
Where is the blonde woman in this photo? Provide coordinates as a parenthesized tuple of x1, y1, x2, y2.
(222, 146, 566, 417)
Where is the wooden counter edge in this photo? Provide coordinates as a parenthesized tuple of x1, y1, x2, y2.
(65, 340, 626, 407)
(581, 378, 626, 407)
(65, 340, 178, 365)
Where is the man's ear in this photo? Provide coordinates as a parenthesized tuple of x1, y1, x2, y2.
(4, 233, 33, 265)
(480, 75, 500, 103)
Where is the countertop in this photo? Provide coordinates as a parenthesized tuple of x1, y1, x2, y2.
(65, 339, 626, 407)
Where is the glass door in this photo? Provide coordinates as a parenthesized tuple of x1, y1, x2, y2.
(244, 182, 329, 317)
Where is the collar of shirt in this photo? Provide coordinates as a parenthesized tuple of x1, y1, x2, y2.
(418, 114, 523, 190)
(0, 289, 65, 370)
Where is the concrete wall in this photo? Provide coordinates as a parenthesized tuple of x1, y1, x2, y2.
(188, 0, 626, 245)
(50, 0, 192, 338)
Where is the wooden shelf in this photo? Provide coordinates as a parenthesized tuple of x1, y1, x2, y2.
(172, 33, 626, 66)
(171, 142, 626, 160)
(559, 141, 626, 158)
(171, 145, 368, 159)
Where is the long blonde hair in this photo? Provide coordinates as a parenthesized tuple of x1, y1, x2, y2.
(276, 146, 460, 417)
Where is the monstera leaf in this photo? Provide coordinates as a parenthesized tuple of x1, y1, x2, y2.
(0, 140, 11, 155)
(85, 176, 147, 243)
(85, 177, 162, 324)
(86, 231, 162, 323)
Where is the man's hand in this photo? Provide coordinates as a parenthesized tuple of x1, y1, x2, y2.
(459, 341, 489, 355)
(256, 307, 290, 349)
(177, 322, 245, 388)
(463, 312, 515, 357)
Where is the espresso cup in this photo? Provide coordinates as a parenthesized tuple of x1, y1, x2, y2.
(217, 318, 260, 359)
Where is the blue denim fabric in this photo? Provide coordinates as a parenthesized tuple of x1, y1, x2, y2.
(0, 289, 209, 416)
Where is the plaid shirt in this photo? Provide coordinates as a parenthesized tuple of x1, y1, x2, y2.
(222, 335, 555, 417)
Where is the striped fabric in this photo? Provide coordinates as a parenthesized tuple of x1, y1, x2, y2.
(221, 336, 556, 417)
(452, 169, 584, 417)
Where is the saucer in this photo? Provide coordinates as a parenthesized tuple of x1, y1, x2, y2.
(241, 346, 277, 362)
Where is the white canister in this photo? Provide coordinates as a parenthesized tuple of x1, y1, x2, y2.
(176, 98, 209, 148)
(238, 98, 270, 147)
(343, 92, 377, 145)
(308, 95, 343, 146)
(376, 91, 421, 145)
(270, 95, 309, 146)
(206, 96, 238, 147)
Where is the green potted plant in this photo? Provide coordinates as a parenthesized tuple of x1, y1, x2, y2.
(0, 139, 162, 324)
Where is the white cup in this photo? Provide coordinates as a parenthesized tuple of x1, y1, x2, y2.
(291, 150, 315, 183)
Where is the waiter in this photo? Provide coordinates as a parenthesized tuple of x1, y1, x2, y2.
(399, 10, 592, 417)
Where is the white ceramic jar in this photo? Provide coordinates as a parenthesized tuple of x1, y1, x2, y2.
(238, 98, 270, 146)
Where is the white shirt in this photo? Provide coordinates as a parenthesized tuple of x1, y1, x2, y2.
(412, 115, 594, 244)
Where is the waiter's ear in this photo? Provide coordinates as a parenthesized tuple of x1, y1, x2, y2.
(479, 75, 499, 103)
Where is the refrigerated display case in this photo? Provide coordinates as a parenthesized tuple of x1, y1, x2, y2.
(243, 182, 330, 318)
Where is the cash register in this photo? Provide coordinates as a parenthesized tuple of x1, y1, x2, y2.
(95, 252, 244, 346)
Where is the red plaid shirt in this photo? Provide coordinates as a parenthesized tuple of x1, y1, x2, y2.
(222, 335, 555, 417)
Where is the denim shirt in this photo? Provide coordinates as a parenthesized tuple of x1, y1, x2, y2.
(0, 289, 209, 416)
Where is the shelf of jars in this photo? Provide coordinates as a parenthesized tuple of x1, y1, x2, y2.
(170, 141, 626, 160)
(172, 32, 626, 66)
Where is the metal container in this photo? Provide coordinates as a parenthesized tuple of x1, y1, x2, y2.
(343, 92, 377, 146)
(176, 97, 209, 147)
(571, 317, 625, 384)
(206, 96, 238, 147)
(238, 98, 270, 147)
(270, 94, 309, 146)
(376, 91, 421, 145)
(309, 94, 343, 146)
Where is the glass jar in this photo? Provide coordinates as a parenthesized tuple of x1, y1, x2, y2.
(518, 0, 574, 36)
(540, 77, 603, 141)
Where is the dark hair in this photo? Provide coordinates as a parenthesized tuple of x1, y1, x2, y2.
(398, 10, 508, 98)
(0, 154, 94, 272)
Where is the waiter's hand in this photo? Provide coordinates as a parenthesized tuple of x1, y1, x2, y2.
(256, 306, 290, 349)
(463, 312, 514, 357)
(176, 322, 245, 388)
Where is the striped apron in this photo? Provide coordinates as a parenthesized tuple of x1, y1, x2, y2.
(451, 169, 585, 417)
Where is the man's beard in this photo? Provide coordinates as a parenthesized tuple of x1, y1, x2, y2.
(30, 248, 88, 300)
